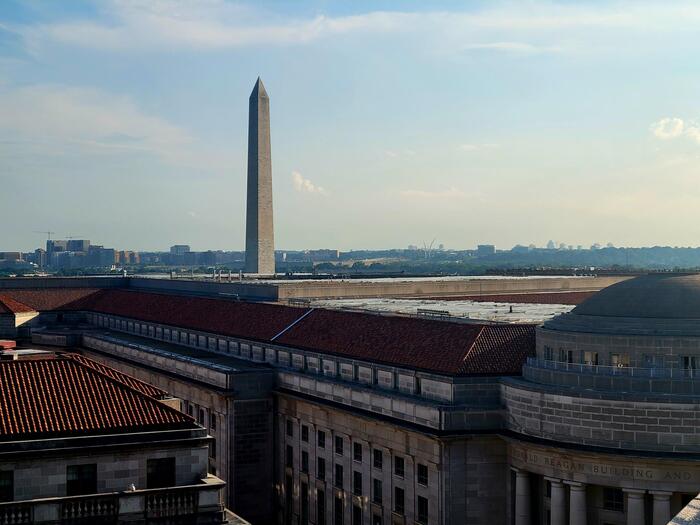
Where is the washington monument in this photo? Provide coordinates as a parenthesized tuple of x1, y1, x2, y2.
(245, 77, 275, 274)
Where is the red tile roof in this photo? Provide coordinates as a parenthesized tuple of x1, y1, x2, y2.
(66, 354, 168, 399)
(0, 287, 536, 376)
(0, 288, 104, 311)
(276, 309, 536, 376)
(458, 324, 535, 375)
(87, 289, 308, 342)
(0, 294, 35, 314)
(0, 356, 192, 440)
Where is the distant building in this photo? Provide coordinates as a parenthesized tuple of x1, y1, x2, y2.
(477, 244, 496, 256)
(170, 245, 191, 256)
(116, 250, 140, 265)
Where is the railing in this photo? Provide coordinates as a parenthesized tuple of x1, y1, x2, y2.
(146, 489, 198, 518)
(526, 357, 700, 380)
(0, 503, 31, 525)
(61, 496, 118, 522)
(0, 476, 227, 525)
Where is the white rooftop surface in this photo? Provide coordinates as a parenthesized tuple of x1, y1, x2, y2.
(311, 298, 575, 323)
(255, 275, 586, 284)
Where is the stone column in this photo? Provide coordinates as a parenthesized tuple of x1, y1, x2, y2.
(567, 482, 587, 525)
(651, 491, 672, 525)
(514, 470, 531, 525)
(624, 489, 646, 525)
(546, 478, 566, 525)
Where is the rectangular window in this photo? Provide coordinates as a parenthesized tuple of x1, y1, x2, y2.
(285, 475, 293, 524)
(394, 456, 404, 478)
(198, 408, 205, 425)
(417, 464, 428, 486)
(611, 353, 630, 367)
(373, 449, 383, 470)
(318, 457, 326, 480)
(209, 438, 216, 459)
(318, 430, 326, 449)
(67, 464, 97, 496)
(301, 482, 309, 525)
(334, 496, 344, 525)
(318, 489, 326, 525)
(0, 471, 13, 502)
(335, 464, 344, 489)
(394, 487, 405, 514)
(335, 436, 344, 455)
(353, 471, 362, 495)
(603, 488, 624, 512)
(353, 504, 362, 525)
(210, 412, 217, 430)
(543, 345, 554, 361)
(372, 515, 381, 525)
(146, 458, 175, 489)
(683, 356, 697, 370)
(302, 425, 309, 442)
(583, 351, 599, 366)
(286, 445, 294, 469)
(353, 443, 362, 462)
(417, 496, 428, 524)
(287, 420, 294, 437)
(302, 450, 309, 473)
(372, 478, 382, 504)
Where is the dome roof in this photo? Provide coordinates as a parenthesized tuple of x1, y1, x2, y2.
(572, 273, 700, 319)
(543, 273, 700, 336)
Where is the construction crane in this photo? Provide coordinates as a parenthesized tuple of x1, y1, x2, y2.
(422, 238, 437, 260)
(33, 231, 57, 241)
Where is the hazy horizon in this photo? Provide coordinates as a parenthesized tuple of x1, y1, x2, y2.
(3, 1, 700, 252)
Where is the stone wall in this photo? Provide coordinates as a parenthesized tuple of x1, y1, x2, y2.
(1, 443, 208, 501)
(503, 379, 700, 453)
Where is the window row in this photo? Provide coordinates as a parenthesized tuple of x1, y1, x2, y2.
(91, 314, 451, 400)
(286, 475, 429, 525)
(287, 449, 429, 494)
(285, 428, 429, 486)
(0, 458, 177, 502)
(543, 345, 700, 370)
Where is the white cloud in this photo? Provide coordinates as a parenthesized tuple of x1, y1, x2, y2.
(651, 117, 700, 144)
(13, 1, 700, 54)
(292, 171, 327, 195)
(385, 149, 416, 158)
(651, 117, 685, 139)
(459, 143, 499, 152)
(0, 84, 191, 161)
(460, 42, 558, 54)
(399, 187, 466, 199)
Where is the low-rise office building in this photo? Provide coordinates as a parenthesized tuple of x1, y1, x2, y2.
(0, 352, 234, 525)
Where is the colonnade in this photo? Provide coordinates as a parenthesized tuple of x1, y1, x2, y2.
(512, 468, 673, 525)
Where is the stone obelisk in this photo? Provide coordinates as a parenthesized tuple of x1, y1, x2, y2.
(244, 77, 275, 275)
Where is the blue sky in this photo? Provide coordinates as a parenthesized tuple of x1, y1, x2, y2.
(2, 0, 700, 251)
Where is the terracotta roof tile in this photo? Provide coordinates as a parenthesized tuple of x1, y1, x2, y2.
(0, 356, 192, 440)
(276, 309, 536, 376)
(459, 324, 536, 375)
(87, 289, 308, 342)
(0, 294, 35, 314)
(0, 288, 104, 311)
(66, 354, 168, 399)
(0, 287, 536, 376)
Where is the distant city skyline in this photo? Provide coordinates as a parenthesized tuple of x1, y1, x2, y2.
(3, 1, 700, 251)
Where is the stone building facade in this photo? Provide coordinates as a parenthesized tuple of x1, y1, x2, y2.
(2, 274, 700, 524)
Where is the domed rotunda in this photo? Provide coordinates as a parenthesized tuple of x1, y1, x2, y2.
(505, 273, 700, 525)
